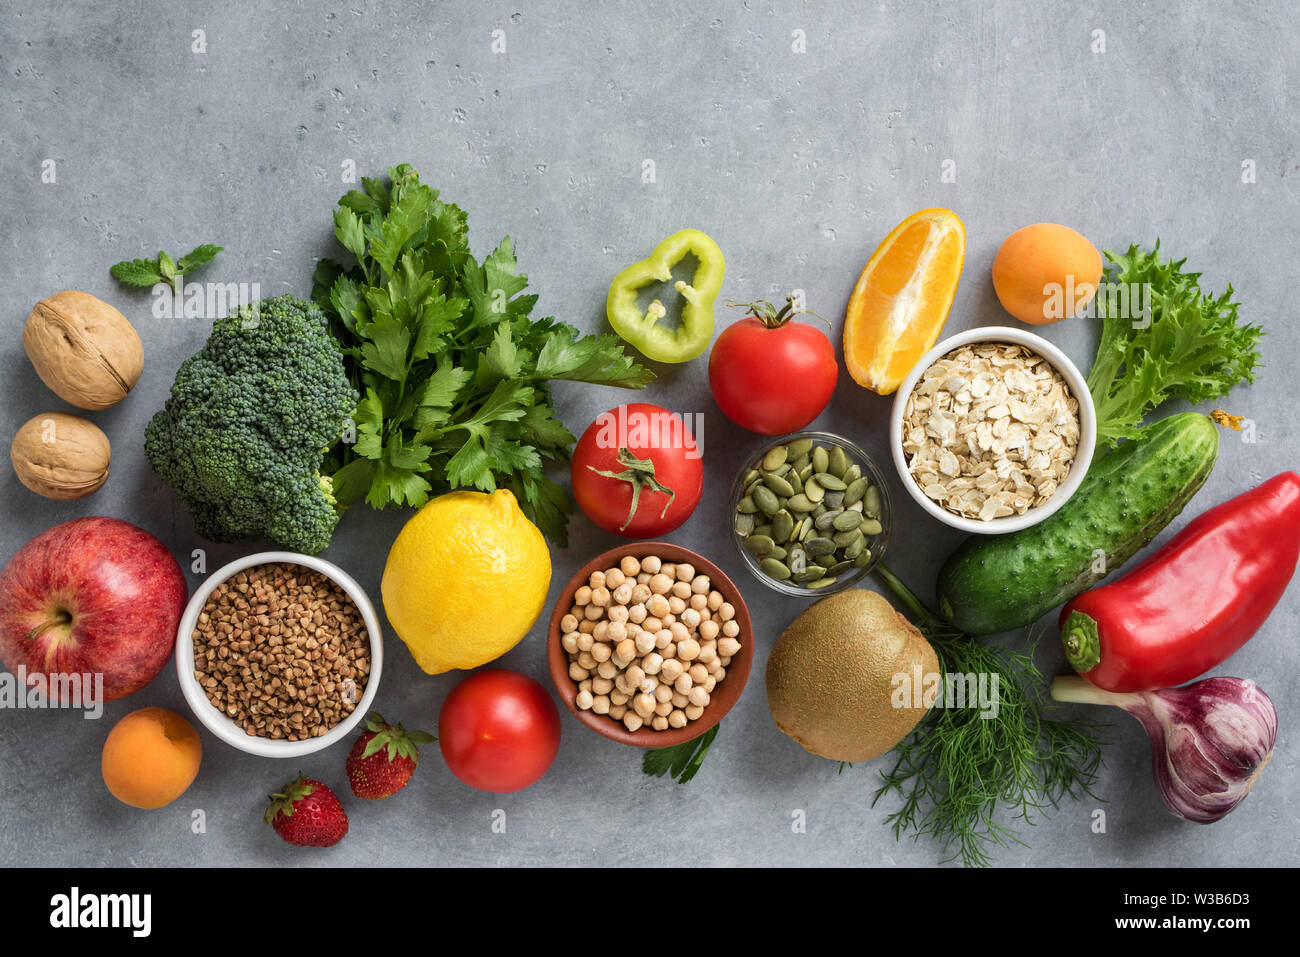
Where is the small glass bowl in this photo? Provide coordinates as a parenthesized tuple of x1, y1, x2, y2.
(728, 430, 891, 598)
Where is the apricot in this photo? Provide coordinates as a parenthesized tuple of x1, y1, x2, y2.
(992, 223, 1102, 324)
(101, 707, 202, 809)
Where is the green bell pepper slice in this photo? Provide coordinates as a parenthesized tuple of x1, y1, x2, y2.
(606, 228, 725, 363)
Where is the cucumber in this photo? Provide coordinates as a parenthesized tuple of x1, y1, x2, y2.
(935, 412, 1220, 636)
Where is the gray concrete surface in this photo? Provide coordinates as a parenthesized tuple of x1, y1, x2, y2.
(1, 1, 1296, 867)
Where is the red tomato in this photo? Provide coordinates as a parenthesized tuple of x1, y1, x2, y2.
(571, 403, 704, 538)
(708, 301, 838, 435)
(439, 669, 561, 793)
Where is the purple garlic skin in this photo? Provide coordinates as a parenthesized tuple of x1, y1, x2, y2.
(1128, 677, 1278, 824)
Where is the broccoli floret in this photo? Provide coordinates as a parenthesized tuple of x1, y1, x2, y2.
(144, 294, 359, 555)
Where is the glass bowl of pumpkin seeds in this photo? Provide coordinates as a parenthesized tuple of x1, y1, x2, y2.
(729, 431, 890, 597)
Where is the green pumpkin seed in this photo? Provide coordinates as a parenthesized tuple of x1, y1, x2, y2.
(812, 503, 828, 518)
(828, 445, 848, 478)
(743, 469, 761, 486)
(833, 510, 865, 532)
(737, 495, 759, 514)
(763, 472, 794, 498)
(814, 471, 846, 491)
(784, 438, 813, 460)
(769, 545, 788, 561)
(805, 478, 825, 503)
(754, 485, 780, 516)
(843, 535, 867, 560)
(853, 547, 874, 568)
(788, 470, 803, 495)
(795, 565, 828, 582)
(799, 519, 815, 542)
(745, 478, 763, 499)
(789, 454, 810, 474)
(762, 446, 788, 471)
(833, 527, 863, 548)
(823, 491, 845, 509)
(814, 509, 844, 531)
(843, 464, 862, 484)
(760, 557, 792, 580)
(863, 486, 882, 519)
(844, 477, 868, 507)
(772, 509, 795, 543)
(859, 518, 883, 536)
(826, 559, 853, 576)
(734, 512, 756, 536)
(848, 499, 864, 513)
(812, 446, 830, 474)
(804, 576, 837, 589)
(753, 523, 772, 539)
(787, 493, 814, 513)
(799, 462, 815, 481)
(805, 536, 837, 557)
(744, 534, 775, 556)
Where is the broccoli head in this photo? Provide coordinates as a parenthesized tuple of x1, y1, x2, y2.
(145, 294, 359, 555)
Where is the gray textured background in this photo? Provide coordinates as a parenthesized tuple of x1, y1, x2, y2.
(2, 1, 1296, 867)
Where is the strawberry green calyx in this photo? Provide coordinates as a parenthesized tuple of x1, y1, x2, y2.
(264, 773, 316, 825)
(360, 712, 436, 764)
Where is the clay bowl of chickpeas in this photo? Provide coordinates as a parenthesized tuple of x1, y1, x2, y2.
(547, 542, 753, 747)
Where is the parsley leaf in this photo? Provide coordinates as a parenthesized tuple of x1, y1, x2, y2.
(313, 164, 654, 542)
(642, 726, 720, 784)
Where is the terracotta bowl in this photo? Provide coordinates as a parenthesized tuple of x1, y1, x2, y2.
(547, 541, 753, 748)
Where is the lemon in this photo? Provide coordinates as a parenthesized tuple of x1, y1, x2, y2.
(381, 489, 552, 674)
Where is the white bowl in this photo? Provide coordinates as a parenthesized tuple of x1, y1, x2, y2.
(175, 551, 383, 758)
(888, 326, 1096, 535)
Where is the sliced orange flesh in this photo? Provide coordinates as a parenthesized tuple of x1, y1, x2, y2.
(843, 208, 966, 395)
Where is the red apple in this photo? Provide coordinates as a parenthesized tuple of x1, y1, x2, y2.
(0, 517, 188, 703)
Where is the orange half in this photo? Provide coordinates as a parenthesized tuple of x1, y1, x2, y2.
(843, 208, 966, 395)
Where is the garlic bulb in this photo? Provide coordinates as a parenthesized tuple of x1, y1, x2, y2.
(1051, 675, 1277, 824)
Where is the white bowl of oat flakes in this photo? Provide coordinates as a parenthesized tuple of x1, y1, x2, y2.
(889, 326, 1096, 535)
(175, 552, 383, 758)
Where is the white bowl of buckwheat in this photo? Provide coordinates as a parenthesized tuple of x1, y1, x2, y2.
(175, 552, 383, 758)
(889, 326, 1096, 535)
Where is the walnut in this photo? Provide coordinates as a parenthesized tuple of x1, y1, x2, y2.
(10, 412, 111, 499)
(23, 290, 143, 410)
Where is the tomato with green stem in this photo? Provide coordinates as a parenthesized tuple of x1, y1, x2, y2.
(708, 296, 838, 435)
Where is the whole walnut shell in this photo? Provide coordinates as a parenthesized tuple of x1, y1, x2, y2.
(10, 412, 111, 499)
(24, 290, 143, 410)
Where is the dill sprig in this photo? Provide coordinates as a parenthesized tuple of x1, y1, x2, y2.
(869, 563, 1106, 867)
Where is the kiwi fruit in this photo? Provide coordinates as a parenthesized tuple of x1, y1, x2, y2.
(766, 588, 938, 762)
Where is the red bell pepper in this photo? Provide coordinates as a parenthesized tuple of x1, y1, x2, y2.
(1060, 471, 1300, 692)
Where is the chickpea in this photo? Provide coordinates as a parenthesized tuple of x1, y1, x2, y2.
(614, 673, 634, 695)
(718, 632, 741, 655)
(699, 619, 720, 642)
(690, 593, 709, 612)
(631, 583, 652, 604)
(615, 638, 636, 663)
(639, 675, 658, 694)
(688, 686, 710, 707)
(680, 608, 702, 629)
(591, 645, 612, 666)
(578, 678, 593, 693)
(677, 638, 701, 662)
(674, 672, 693, 694)
(642, 615, 662, 634)
(642, 652, 664, 675)
(661, 613, 676, 627)
(592, 620, 609, 642)
(668, 709, 688, 729)
(620, 555, 641, 577)
(660, 659, 684, 683)
(592, 676, 613, 694)
(591, 586, 611, 607)
(703, 675, 716, 693)
(636, 572, 652, 585)
(606, 567, 626, 589)
(568, 604, 584, 620)
(722, 620, 741, 639)
(634, 693, 656, 717)
(576, 689, 594, 710)
(577, 651, 597, 670)
(578, 619, 596, 635)
(669, 621, 689, 644)
(583, 604, 604, 621)
(641, 555, 662, 575)
(684, 704, 704, 721)
(662, 643, 677, 659)
(652, 715, 669, 731)
(719, 656, 732, 668)
(697, 640, 717, 664)
(560, 613, 579, 633)
(671, 692, 689, 709)
(574, 585, 592, 606)
(577, 633, 595, 653)
(660, 563, 676, 579)
(592, 695, 611, 715)
(654, 700, 673, 718)
(648, 574, 674, 596)
(718, 602, 735, 622)
(589, 570, 606, 590)
(561, 633, 579, 654)
(609, 703, 627, 720)
(713, 666, 727, 683)
(597, 661, 618, 680)
(690, 574, 710, 594)
(612, 583, 633, 606)
(654, 629, 673, 651)
(625, 664, 646, 688)
(706, 657, 724, 678)
(654, 683, 674, 703)
(688, 663, 709, 684)
(607, 621, 628, 644)
(610, 690, 630, 706)
(634, 631, 656, 655)
(647, 593, 671, 618)
(569, 662, 589, 681)
(628, 603, 648, 624)
(707, 590, 724, 611)
(606, 604, 629, 625)
(623, 712, 643, 733)
(671, 580, 692, 600)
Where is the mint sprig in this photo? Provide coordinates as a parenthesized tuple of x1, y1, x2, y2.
(110, 244, 224, 288)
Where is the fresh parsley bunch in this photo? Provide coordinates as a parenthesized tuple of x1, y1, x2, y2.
(312, 164, 654, 544)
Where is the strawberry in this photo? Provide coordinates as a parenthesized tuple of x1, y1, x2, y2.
(345, 712, 436, 800)
(265, 775, 349, 847)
